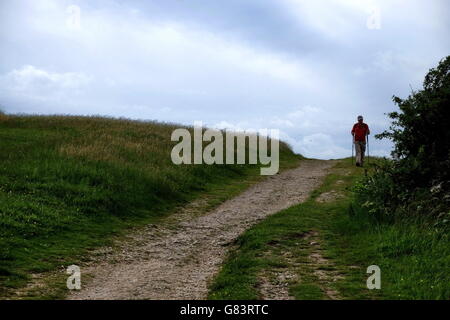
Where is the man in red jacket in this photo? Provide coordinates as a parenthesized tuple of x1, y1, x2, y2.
(351, 115, 370, 167)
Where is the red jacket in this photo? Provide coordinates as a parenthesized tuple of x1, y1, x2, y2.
(351, 123, 369, 142)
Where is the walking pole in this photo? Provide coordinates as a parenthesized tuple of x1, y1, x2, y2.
(367, 134, 370, 165)
(353, 135, 356, 165)
(351, 135, 354, 165)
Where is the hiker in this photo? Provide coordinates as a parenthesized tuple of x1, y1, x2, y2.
(351, 115, 370, 167)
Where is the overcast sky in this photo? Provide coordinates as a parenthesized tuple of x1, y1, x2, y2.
(1, 0, 449, 159)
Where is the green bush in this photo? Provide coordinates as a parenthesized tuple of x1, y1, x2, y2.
(378, 56, 450, 189)
(355, 56, 450, 225)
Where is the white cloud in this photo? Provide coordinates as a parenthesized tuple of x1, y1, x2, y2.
(210, 105, 348, 159)
(0, 65, 92, 101)
(282, 0, 378, 42)
(16, 0, 319, 89)
(295, 133, 349, 159)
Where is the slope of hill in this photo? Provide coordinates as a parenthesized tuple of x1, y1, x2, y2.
(0, 115, 300, 295)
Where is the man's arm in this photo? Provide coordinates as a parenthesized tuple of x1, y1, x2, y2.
(366, 124, 370, 135)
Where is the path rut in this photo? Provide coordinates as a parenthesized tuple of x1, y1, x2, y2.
(68, 159, 333, 300)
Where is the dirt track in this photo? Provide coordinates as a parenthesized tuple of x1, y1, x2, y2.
(68, 160, 333, 300)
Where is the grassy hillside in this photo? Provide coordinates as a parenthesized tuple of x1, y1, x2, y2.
(0, 115, 300, 295)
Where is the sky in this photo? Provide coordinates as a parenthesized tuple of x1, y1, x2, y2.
(0, 0, 449, 159)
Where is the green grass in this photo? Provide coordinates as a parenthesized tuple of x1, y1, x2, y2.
(208, 159, 450, 300)
(0, 115, 301, 297)
(333, 206, 450, 299)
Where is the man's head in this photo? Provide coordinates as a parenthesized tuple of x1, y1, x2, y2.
(357, 115, 363, 123)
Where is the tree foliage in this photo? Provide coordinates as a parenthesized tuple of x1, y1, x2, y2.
(376, 56, 450, 190)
